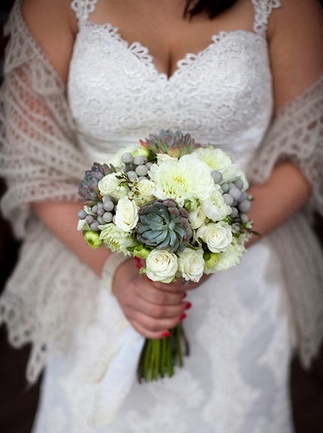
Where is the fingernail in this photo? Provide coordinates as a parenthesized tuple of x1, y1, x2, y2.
(161, 331, 171, 338)
(180, 313, 187, 321)
(134, 257, 142, 270)
(185, 302, 192, 310)
(182, 293, 187, 299)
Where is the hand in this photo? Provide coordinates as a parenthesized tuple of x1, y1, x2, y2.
(112, 259, 206, 339)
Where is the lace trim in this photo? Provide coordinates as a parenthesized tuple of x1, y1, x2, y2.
(176, 30, 263, 71)
(252, 0, 281, 37)
(71, 0, 100, 22)
(81, 21, 265, 84)
(249, 74, 323, 218)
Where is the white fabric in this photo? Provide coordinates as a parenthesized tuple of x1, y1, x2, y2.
(34, 0, 294, 431)
(0, 0, 97, 383)
(0, 0, 322, 431)
(33, 241, 293, 433)
(250, 75, 323, 217)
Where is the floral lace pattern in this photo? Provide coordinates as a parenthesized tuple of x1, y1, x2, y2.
(32, 242, 294, 433)
(71, 0, 99, 21)
(252, 0, 281, 37)
(68, 26, 273, 171)
(1, 0, 323, 432)
(34, 0, 293, 431)
(68, 1, 281, 171)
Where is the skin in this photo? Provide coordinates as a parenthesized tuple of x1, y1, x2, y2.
(22, 0, 323, 339)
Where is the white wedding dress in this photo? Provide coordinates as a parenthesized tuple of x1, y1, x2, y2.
(32, 0, 294, 432)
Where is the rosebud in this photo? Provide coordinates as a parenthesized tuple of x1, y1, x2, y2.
(203, 252, 220, 274)
(133, 146, 150, 158)
(83, 230, 103, 249)
(133, 244, 151, 259)
(184, 198, 199, 212)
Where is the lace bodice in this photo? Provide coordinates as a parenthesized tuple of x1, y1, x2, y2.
(68, 0, 278, 172)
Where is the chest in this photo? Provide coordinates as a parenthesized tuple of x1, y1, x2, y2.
(68, 24, 272, 141)
(85, 0, 255, 79)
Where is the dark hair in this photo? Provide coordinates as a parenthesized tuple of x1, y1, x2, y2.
(184, 0, 239, 19)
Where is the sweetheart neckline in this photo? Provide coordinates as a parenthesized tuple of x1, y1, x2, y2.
(79, 21, 265, 81)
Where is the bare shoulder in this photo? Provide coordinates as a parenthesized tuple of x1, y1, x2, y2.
(21, 0, 77, 83)
(267, 0, 323, 110)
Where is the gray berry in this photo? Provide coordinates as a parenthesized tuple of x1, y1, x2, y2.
(223, 193, 234, 206)
(85, 215, 95, 224)
(78, 210, 87, 220)
(103, 200, 114, 212)
(127, 171, 138, 182)
(221, 183, 230, 193)
(103, 212, 113, 223)
(240, 213, 250, 224)
(229, 186, 242, 201)
(211, 170, 223, 184)
(238, 200, 251, 213)
(234, 179, 244, 190)
(121, 152, 134, 164)
(135, 165, 149, 176)
(90, 221, 99, 231)
(97, 207, 105, 216)
(230, 207, 238, 218)
(133, 155, 148, 166)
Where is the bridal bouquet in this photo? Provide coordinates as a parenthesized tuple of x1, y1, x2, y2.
(77, 130, 254, 382)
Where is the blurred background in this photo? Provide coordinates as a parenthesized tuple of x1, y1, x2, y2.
(0, 1, 322, 432)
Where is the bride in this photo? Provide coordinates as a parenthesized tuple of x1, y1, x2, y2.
(1, 0, 323, 432)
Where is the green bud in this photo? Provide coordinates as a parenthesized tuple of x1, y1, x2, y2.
(203, 252, 219, 272)
(184, 198, 199, 212)
(83, 230, 103, 249)
(133, 244, 151, 259)
(133, 146, 150, 158)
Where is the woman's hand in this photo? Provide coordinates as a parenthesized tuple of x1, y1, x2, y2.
(112, 259, 206, 339)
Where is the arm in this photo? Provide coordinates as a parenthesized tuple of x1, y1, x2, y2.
(22, 0, 189, 339)
(21, 0, 113, 274)
(247, 0, 323, 245)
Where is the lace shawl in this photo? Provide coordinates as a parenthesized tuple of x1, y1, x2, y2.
(0, 0, 323, 382)
(0, 0, 99, 382)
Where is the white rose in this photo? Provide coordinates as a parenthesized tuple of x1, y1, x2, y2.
(188, 206, 206, 229)
(134, 178, 156, 204)
(114, 197, 139, 232)
(99, 223, 137, 254)
(197, 221, 232, 253)
(178, 248, 204, 282)
(214, 242, 245, 271)
(98, 173, 128, 199)
(149, 154, 215, 206)
(98, 173, 120, 195)
(202, 190, 232, 222)
(195, 147, 241, 184)
(146, 250, 178, 283)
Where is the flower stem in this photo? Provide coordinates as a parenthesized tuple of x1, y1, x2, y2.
(137, 324, 189, 383)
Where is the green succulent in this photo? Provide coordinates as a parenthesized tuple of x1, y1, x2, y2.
(139, 130, 201, 159)
(78, 162, 115, 205)
(135, 199, 193, 252)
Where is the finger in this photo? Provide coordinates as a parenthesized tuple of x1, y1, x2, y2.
(136, 283, 186, 305)
(149, 278, 188, 293)
(130, 320, 170, 340)
(130, 312, 187, 339)
(127, 296, 188, 321)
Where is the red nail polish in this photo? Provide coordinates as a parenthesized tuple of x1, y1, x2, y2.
(134, 257, 142, 270)
(161, 331, 171, 338)
(185, 302, 192, 310)
(180, 313, 187, 321)
(182, 293, 187, 299)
